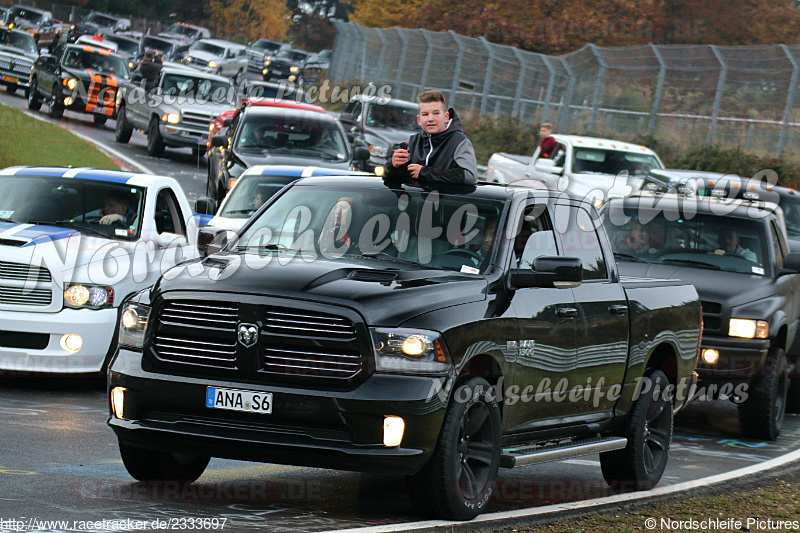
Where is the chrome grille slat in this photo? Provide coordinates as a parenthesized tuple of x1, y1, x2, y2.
(0, 287, 52, 305)
(154, 301, 239, 369)
(262, 362, 357, 374)
(264, 309, 356, 339)
(0, 261, 51, 282)
(265, 348, 361, 360)
(155, 336, 236, 348)
(154, 341, 235, 355)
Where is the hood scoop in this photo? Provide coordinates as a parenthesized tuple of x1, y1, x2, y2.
(0, 238, 28, 247)
(349, 270, 398, 282)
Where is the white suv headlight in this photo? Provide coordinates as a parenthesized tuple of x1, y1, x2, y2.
(64, 284, 114, 308)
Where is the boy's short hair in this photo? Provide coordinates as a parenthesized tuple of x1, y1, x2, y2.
(540, 122, 553, 130)
(418, 90, 446, 107)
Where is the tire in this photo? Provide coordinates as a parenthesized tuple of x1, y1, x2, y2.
(93, 114, 107, 127)
(600, 369, 672, 492)
(48, 83, 64, 119)
(405, 376, 501, 521)
(114, 105, 133, 144)
(738, 347, 789, 440)
(146, 116, 165, 157)
(787, 378, 800, 414)
(119, 442, 209, 483)
(27, 78, 42, 111)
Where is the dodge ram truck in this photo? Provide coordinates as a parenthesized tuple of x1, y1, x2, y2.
(603, 193, 800, 440)
(108, 177, 701, 520)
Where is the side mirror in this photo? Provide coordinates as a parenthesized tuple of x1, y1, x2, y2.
(211, 135, 227, 148)
(339, 112, 355, 124)
(194, 197, 217, 215)
(197, 226, 228, 257)
(779, 251, 800, 275)
(353, 146, 370, 162)
(533, 158, 561, 174)
(346, 133, 355, 145)
(222, 116, 232, 127)
(508, 256, 582, 289)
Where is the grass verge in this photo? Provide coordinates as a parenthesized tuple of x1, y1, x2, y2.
(0, 103, 120, 169)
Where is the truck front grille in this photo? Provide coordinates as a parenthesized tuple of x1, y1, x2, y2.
(262, 346, 362, 378)
(263, 309, 356, 339)
(0, 286, 51, 306)
(0, 261, 51, 283)
(181, 110, 213, 130)
(153, 301, 238, 369)
(701, 300, 722, 334)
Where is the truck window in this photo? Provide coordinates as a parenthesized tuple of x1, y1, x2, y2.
(557, 206, 608, 280)
(513, 205, 558, 269)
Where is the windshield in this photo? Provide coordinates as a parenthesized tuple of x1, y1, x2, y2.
(0, 176, 144, 240)
(604, 209, 769, 276)
(1, 30, 36, 54)
(107, 36, 139, 56)
(164, 23, 196, 36)
(9, 8, 43, 24)
(366, 102, 420, 130)
(85, 13, 116, 28)
(236, 113, 348, 161)
(191, 41, 225, 57)
(572, 148, 663, 176)
(779, 195, 800, 238)
(237, 184, 504, 273)
(253, 39, 282, 52)
(161, 73, 234, 104)
(63, 48, 129, 77)
(220, 175, 298, 219)
(141, 37, 173, 55)
(276, 49, 308, 62)
(245, 82, 301, 101)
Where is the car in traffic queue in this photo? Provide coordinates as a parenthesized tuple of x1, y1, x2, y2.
(0, 165, 205, 375)
(245, 38, 288, 77)
(0, 26, 38, 95)
(263, 48, 311, 84)
(158, 22, 210, 47)
(108, 177, 701, 520)
(2, 5, 62, 50)
(28, 42, 130, 126)
(603, 193, 800, 440)
(67, 11, 130, 42)
(339, 94, 420, 173)
(206, 99, 370, 203)
(182, 38, 248, 84)
(137, 35, 189, 64)
(104, 33, 141, 70)
(196, 165, 373, 231)
(115, 64, 235, 157)
(302, 49, 331, 85)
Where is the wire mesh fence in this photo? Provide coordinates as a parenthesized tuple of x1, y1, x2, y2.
(330, 21, 800, 159)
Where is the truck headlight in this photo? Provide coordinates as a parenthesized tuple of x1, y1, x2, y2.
(264, 59, 271, 66)
(289, 66, 300, 73)
(64, 284, 114, 308)
(370, 328, 451, 374)
(63, 77, 78, 90)
(208, 60, 218, 68)
(368, 144, 388, 157)
(161, 113, 180, 124)
(128, 61, 135, 69)
(729, 318, 769, 339)
(119, 302, 150, 349)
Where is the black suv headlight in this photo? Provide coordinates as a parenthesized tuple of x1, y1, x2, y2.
(119, 301, 150, 349)
(370, 327, 451, 374)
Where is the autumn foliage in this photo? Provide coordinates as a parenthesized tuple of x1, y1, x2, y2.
(351, 0, 800, 54)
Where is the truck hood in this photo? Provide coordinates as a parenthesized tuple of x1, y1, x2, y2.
(0, 47, 37, 61)
(155, 254, 487, 325)
(235, 151, 352, 168)
(567, 172, 645, 197)
(159, 32, 190, 45)
(367, 127, 417, 147)
(160, 101, 232, 118)
(189, 50, 222, 62)
(617, 261, 775, 307)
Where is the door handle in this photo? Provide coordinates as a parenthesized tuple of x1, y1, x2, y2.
(609, 305, 628, 315)
(557, 307, 578, 318)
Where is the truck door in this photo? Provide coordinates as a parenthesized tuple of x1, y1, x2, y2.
(557, 203, 628, 417)
(505, 201, 579, 432)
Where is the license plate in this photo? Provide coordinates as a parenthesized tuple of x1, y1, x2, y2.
(206, 387, 273, 414)
(1, 75, 19, 83)
(88, 106, 111, 116)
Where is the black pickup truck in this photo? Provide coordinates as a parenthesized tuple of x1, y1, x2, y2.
(108, 178, 701, 520)
(603, 194, 800, 441)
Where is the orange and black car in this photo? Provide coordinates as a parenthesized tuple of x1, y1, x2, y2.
(28, 42, 130, 126)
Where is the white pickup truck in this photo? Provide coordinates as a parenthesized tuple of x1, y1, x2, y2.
(0, 166, 207, 374)
(486, 134, 664, 202)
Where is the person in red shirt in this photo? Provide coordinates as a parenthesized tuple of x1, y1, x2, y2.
(539, 123, 558, 158)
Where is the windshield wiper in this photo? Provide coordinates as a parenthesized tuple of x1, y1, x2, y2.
(237, 243, 298, 253)
(659, 258, 722, 270)
(0, 217, 15, 223)
(613, 252, 648, 263)
(223, 209, 256, 215)
(26, 220, 112, 239)
(358, 252, 446, 270)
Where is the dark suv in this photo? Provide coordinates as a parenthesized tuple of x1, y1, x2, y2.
(263, 48, 311, 84)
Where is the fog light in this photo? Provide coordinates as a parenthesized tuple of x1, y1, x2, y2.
(60, 334, 83, 353)
(374, 165, 385, 177)
(64, 96, 74, 106)
(383, 416, 405, 447)
(288, 75, 296, 82)
(111, 387, 126, 419)
(263, 68, 269, 75)
(702, 348, 720, 365)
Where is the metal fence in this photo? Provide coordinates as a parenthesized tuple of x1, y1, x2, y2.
(330, 21, 800, 159)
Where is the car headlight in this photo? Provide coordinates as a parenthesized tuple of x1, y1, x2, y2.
(63, 77, 78, 90)
(289, 66, 300, 73)
(119, 301, 150, 349)
(729, 318, 769, 339)
(70, 24, 76, 30)
(368, 144, 388, 157)
(208, 60, 218, 68)
(64, 284, 114, 308)
(128, 61, 135, 69)
(264, 59, 271, 66)
(370, 328, 451, 374)
(161, 112, 180, 124)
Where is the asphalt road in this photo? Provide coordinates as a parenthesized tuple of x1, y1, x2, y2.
(0, 376, 798, 533)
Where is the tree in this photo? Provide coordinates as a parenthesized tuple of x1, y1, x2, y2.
(205, 0, 289, 42)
